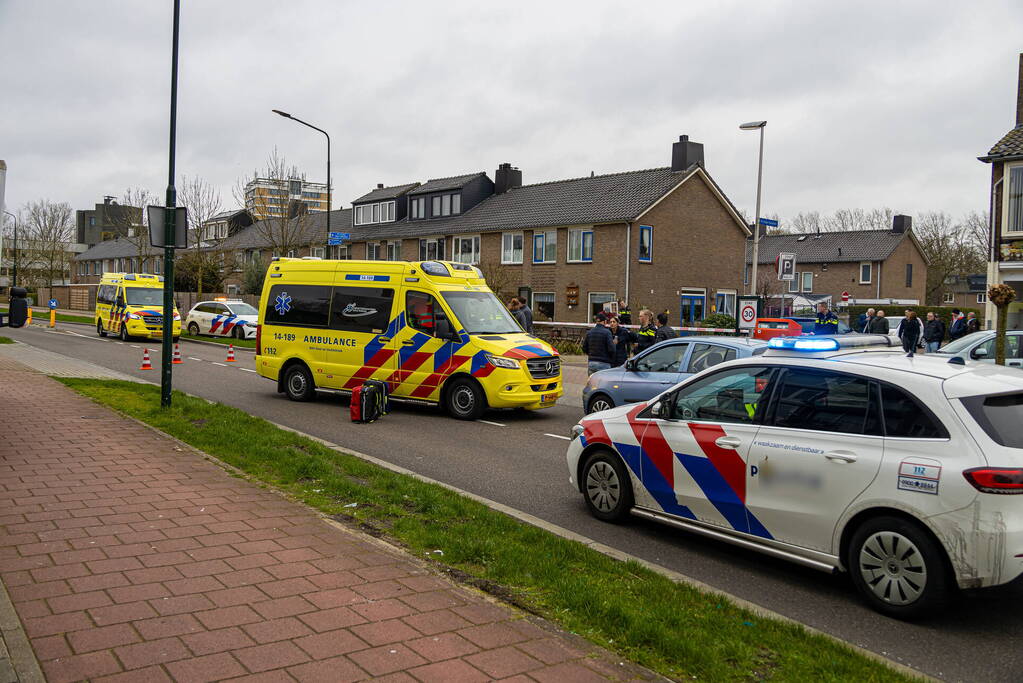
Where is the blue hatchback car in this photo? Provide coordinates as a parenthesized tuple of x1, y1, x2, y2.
(581, 335, 768, 413)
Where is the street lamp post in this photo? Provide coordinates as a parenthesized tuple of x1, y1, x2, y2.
(4, 210, 17, 288)
(159, 0, 181, 408)
(271, 110, 331, 236)
(740, 120, 767, 296)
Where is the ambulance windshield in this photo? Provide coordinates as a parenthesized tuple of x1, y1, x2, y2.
(441, 291, 522, 335)
(125, 287, 162, 306)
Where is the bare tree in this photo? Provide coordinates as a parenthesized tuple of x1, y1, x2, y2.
(178, 174, 223, 297)
(22, 199, 75, 286)
(786, 207, 896, 233)
(914, 211, 987, 304)
(477, 257, 517, 300)
(233, 148, 312, 258)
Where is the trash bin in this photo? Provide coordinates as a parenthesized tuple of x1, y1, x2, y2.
(8, 287, 28, 328)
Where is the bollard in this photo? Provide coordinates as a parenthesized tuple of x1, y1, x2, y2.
(49, 309, 56, 328)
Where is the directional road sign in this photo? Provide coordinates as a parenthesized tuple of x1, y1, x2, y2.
(758, 217, 779, 227)
(327, 232, 351, 246)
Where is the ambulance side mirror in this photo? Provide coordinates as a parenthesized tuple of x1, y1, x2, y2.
(434, 317, 455, 340)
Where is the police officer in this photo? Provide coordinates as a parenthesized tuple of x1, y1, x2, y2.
(814, 302, 839, 335)
(634, 308, 657, 352)
(617, 299, 632, 326)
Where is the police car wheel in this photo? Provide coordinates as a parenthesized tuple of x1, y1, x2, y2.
(187, 322, 199, 336)
(233, 327, 245, 340)
(97, 321, 107, 337)
(445, 378, 484, 420)
(587, 394, 615, 414)
(581, 450, 633, 523)
(848, 516, 952, 619)
(284, 365, 316, 402)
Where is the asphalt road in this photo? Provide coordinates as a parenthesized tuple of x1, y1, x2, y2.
(7, 322, 1022, 682)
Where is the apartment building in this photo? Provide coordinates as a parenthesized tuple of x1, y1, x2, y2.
(244, 177, 328, 220)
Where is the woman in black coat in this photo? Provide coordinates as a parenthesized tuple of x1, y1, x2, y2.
(899, 310, 923, 357)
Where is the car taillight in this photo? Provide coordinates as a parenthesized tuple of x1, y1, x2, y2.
(255, 324, 261, 354)
(963, 467, 1023, 494)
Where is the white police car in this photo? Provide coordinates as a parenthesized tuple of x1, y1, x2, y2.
(184, 299, 259, 339)
(566, 334, 1023, 618)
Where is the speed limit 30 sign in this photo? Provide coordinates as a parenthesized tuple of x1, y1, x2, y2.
(738, 301, 758, 329)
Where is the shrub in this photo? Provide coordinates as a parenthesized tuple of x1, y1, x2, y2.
(699, 313, 736, 330)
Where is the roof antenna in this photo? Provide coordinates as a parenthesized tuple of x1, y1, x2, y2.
(590, 171, 594, 177)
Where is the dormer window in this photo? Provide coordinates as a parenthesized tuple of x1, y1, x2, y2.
(354, 200, 396, 226)
(410, 197, 426, 219)
(429, 193, 461, 218)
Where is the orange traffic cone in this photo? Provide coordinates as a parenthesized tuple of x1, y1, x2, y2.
(140, 348, 153, 370)
(225, 344, 236, 362)
(172, 344, 183, 364)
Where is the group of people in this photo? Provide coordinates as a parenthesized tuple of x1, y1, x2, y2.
(506, 296, 534, 334)
(582, 304, 677, 374)
(855, 306, 979, 357)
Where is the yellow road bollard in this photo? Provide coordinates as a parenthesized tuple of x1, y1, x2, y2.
(49, 309, 56, 328)
(26, 307, 32, 325)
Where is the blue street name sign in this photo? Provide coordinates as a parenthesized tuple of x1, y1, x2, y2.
(758, 217, 779, 227)
(327, 232, 351, 246)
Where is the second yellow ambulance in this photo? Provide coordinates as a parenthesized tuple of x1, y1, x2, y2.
(255, 258, 562, 419)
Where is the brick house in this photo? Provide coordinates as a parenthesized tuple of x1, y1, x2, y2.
(979, 53, 1023, 329)
(746, 224, 929, 315)
(938, 274, 988, 310)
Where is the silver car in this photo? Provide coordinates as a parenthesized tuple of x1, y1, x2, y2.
(932, 330, 1023, 368)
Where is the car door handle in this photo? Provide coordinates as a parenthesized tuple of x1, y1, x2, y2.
(401, 340, 416, 346)
(378, 337, 391, 343)
(824, 450, 857, 463)
(715, 436, 742, 449)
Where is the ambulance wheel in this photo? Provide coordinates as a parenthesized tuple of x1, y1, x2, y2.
(97, 321, 107, 337)
(847, 516, 953, 620)
(581, 450, 633, 523)
(188, 322, 199, 336)
(283, 364, 316, 402)
(445, 377, 485, 420)
(119, 324, 131, 341)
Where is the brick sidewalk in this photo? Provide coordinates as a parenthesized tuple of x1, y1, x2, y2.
(0, 362, 659, 682)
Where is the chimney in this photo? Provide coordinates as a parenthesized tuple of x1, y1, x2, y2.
(1017, 52, 1023, 127)
(892, 214, 912, 234)
(377, 183, 384, 189)
(671, 135, 704, 172)
(104, 195, 115, 204)
(495, 163, 522, 194)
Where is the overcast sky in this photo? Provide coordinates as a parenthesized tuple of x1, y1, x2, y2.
(2, 0, 1021, 230)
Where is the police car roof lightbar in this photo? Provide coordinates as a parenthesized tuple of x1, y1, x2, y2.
(767, 334, 896, 352)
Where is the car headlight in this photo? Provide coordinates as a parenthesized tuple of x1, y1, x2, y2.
(486, 354, 520, 369)
(173, 312, 181, 320)
(127, 313, 141, 320)
(570, 424, 584, 441)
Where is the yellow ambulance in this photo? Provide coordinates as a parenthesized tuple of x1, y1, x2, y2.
(95, 272, 182, 341)
(256, 258, 562, 419)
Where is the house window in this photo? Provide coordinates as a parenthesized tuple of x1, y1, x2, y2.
(432, 196, 442, 217)
(588, 292, 616, 320)
(419, 238, 445, 260)
(154, 259, 161, 275)
(367, 242, 381, 260)
(452, 194, 461, 214)
(859, 262, 872, 284)
(977, 293, 988, 304)
(532, 292, 555, 321)
(410, 197, 425, 219)
(568, 229, 593, 263)
(289, 180, 302, 195)
(533, 230, 556, 263)
(1006, 164, 1023, 234)
(311, 247, 325, 259)
(453, 236, 480, 264)
(743, 263, 750, 285)
(441, 194, 451, 216)
(502, 233, 523, 264)
(638, 225, 652, 262)
(372, 204, 379, 222)
(286, 250, 297, 258)
(715, 291, 736, 317)
(328, 244, 350, 260)
(788, 273, 800, 293)
(905, 263, 913, 288)
(943, 292, 955, 304)
(89, 216, 96, 226)
(801, 272, 813, 292)
(386, 240, 401, 261)
(354, 201, 396, 225)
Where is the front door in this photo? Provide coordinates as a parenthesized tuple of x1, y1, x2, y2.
(620, 342, 690, 403)
(319, 285, 398, 390)
(654, 365, 776, 536)
(745, 368, 884, 552)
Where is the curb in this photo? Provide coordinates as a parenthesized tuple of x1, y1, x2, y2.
(0, 571, 45, 683)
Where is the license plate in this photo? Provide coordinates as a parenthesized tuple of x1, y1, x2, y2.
(541, 393, 558, 403)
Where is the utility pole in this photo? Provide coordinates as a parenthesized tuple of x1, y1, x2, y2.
(740, 121, 767, 295)
(161, 0, 181, 408)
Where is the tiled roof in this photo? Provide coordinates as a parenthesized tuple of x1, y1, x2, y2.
(979, 125, 1023, 162)
(746, 230, 910, 264)
(352, 183, 421, 204)
(357, 165, 729, 241)
(407, 173, 487, 195)
(75, 238, 161, 260)
(206, 208, 248, 222)
(219, 209, 353, 250)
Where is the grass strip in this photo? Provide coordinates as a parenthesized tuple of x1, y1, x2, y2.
(0, 307, 95, 325)
(0, 336, 13, 344)
(183, 332, 256, 348)
(59, 378, 914, 682)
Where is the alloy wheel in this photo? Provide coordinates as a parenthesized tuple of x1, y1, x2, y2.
(858, 531, 927, 606)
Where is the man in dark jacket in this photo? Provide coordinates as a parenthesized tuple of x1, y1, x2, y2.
(654, 312, 677, 344)
(948, 309, 966, 341)
(582, 313, 616, 374)
(867, 309, 890, 334)
(966, 311, 980, 335)
(923, 312, 945, 353)
(899, 309, 923, 357)
(814, 302, 840, 335)
(859, 308, 875, 333)
(635, 309, 657, 353)
(514, 296, 533, 334)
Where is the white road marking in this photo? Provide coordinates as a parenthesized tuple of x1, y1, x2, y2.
(211, 362, 227, 367)
(130, 345, 140, 348)
(476, 419, 505, 427)
(544, 433, 572, 441)
(188, 357, 202, 361)
(238, 368, 256, 373)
